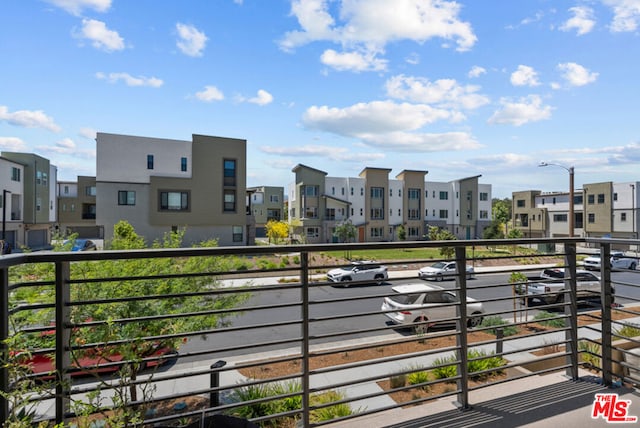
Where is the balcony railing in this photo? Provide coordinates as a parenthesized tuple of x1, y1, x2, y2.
(0, 237, 638, 427)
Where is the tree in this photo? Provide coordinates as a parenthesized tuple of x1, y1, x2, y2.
(492, 198, 512, 235)
(266, 220, 289, 244)
(334, 220, 357, 259)
(483, 220, 505, 239)
(427, 225, 457, 259)
(10, 221, 250, 416)
(397, 225, 406, 241)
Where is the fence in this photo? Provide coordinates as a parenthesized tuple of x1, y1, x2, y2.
(1, 237, 639, 427)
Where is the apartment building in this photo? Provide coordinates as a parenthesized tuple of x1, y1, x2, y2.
(289, 164, 492, 243)
(248, 186, 285, 238)
(0, 152, 56, 250)
(512, 181, 639, 240)
(96, 132, 251, 247)
(57, 176, 102, 239)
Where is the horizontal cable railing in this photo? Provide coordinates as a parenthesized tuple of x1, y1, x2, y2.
(1, 237, 638, 427)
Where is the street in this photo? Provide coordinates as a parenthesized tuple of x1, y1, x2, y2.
(179, 268, 640, 363)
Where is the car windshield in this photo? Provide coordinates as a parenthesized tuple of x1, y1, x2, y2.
(389, 293, 421, 305)
(430, 262, 447, 269)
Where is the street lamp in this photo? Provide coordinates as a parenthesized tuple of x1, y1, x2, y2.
(2, 189, 11, 241)
(539, 162, 574, 237)
(631, 184, 636, 240)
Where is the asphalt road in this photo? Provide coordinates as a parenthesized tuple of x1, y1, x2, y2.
(178, 268, 640, 364)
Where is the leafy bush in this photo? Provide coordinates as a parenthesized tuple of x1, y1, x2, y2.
(293, 255, 300, 264)
(310, 390, 357, 423)
(579, 340, 602, 369)
(432, 349, 506, 380)
(480, 316, 518, 336)
(257, 259, 277, 270)
(389, 374, 406, 388)
(407, 368, 430, 391)
(533, 311, 566, 328)
(615, 323, 640, 338)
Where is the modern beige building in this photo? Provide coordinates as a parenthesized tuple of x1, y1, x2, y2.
(289, 164, 492, 243)
(248, 186, 284, 238)
(96, 132, 252, 247)
(56, 176, 102, 239)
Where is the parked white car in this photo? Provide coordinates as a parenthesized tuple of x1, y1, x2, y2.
(326, 261, 388, 286)
(381, 283, 484, 332)
(583, 251, 637, 271)
(417, 261, 475, 281)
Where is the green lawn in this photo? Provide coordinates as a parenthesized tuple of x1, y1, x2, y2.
(319, 246, 506, 262)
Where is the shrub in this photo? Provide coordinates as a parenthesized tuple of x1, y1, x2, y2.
(533, 311, 566, 328)
(310, 390, 359, 423)
(432, 349, 506, 380)
(480, 316, 518, 336)
(407, 369, 430, 391)
(615, 323, 640, 338)
(579, 340, 602, 369)
(389, 374, 406, 388)
(293, 255, 300, 264)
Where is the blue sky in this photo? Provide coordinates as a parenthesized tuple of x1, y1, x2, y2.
(2, 0, 640, 198)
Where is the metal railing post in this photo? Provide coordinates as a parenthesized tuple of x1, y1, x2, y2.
(454, 246, 470, 410)
(600, 244, 613, 386)
(0, 266, 9, 422)
(564, 243, 579, 380)
(55, 261, 72, 424)
(301, 251, 310, 427)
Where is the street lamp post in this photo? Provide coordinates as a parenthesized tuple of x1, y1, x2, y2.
(2, 189, 11, 241)
(539, 162, 575, 237)
(631, 184, 636, 241)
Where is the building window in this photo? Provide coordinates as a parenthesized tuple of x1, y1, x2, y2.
(36, 171, 42, 185)
(350, 187, 354, 196)
(224, 190, 236, 212)
(597, 193, 605, 204)
(574, 194, 583, 205)
(64, 185, 69, 194)
(553, 214, 568, 222)
(480, 192, 488, 201)
(408, 227, 419, 237)
(360, 208, 363, 216)
(360, 188, 364, 196)
(613, 193, 618, 201)
(269, 194, 279, 203)
(326, 208, 336, 220)
(398, 209, 401, 216)
(43, 172, 48, 185)
(370, 227, 383, 237)
(70, 203, 75, 212)
(371, 208, 384, 220)
(36, 197, 41, 211)
(439, 209, 448, 219)
(331, 186, 335, 195)
(480, 210, 488, 219)
(371, 187, 384, 199)
(304, 206, 318, 218)
(588, 213, 595, 223)
(303, 185, 318, 197)
(233, 226, 243, 242)
(118, 191, 136, 205)
(11, 167, 20, 182)
(389, 189, 393, 197)
(408, 188, 420, 199)
(621, 212, 627, 222)
(439, 191, 448, 200)
(85, 186, 96, 196)
(160, 191, 189, 211)
(147, 154, 154, 169)
(399, 189, 402, 197)
(306, 227, 319, 238)
(588, 194, 595, 204)
(224, 159, 237, 186)
(341, 187, 345, 196)
(517, 199, 525, 208)
(181, 157, 187, 172)
(408, 209, 420, 220)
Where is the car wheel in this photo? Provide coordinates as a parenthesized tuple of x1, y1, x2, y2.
(467, 313, 483, 328)
(435, 274, 443, 282)
(555, 293, 565, 304)
(630, 263, 637, 270)
(374, 274, 385, 285)
(413, 316, 429, 335)
(340, 277, 351, 287)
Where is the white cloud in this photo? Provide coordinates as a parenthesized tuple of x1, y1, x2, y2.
(405, 52, 420, 65)
(467, 153, 534, 168)
(557, 62, 598, 86)
(37, 138, 96, 159)
(247, 90, 274, 106)
(76, 19, 125, 52)
(195, 86, 225, 102)
(603, 0, 640, 32)
(45, 0, 111, 16)
(320, 49, 387, 72)
(488, 95, 553, 126)
(560, 6, 596, 35)
(0, 106, 61, 132)
(96, 72, 163, 87)
(260, 144, 385, 162)
(176, 23, 208, 57)
(468, 66, 486, 78)
(510, 65, 540, 87)
(385, 75, 490, 110)
(79, 127, 96, 139)
(0, 137, 27, 151)
(301, 100, 481, 152)
(279, 0, 477, 71)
